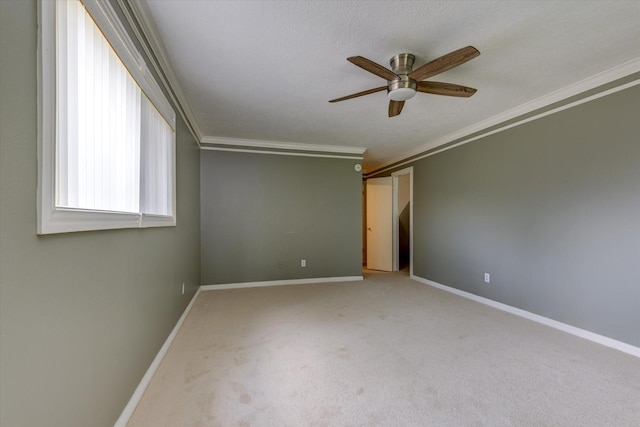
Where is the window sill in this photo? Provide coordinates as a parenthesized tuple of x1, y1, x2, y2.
(37, 206, 175, 235)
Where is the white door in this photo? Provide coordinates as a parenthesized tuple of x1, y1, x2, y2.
(366, 177, 393, 271)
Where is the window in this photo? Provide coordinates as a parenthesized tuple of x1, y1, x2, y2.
(38, 0, 176, 234)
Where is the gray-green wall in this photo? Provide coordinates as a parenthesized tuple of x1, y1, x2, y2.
(0, 1, 201, 426)
(411, 85, 640, 346)
(201, 150, 362, 284)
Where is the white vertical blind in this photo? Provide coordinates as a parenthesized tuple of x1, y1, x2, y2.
(55, 0, 172, 216)
(140, 96, 173, 216)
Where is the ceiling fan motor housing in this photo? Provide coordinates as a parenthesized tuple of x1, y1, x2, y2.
(388, 53, 417, 100)
(390, 53, 415, 74)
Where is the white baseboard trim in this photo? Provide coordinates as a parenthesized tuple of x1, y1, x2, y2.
(411, 275, 640, 359)
(113, 287, 202, 427)
(201, 275, 364, 290)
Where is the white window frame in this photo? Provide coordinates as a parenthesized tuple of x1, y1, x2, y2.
(37, 0, 176, 234)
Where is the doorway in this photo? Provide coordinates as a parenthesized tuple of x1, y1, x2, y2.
(364, 167, 413, 274)
(392, 167, 413, 275)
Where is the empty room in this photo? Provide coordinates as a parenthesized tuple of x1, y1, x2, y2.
(1, 1, 639, 426)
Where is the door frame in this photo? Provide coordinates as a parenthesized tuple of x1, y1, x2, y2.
(391, 167, 413, 275)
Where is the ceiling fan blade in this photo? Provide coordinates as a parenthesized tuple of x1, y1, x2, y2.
(417, 81, 477, 97)
(348, 56, 399, 81)
(388, 100, 404, 117)
(408, 46, 480, 82)
(328, 86, 387, 103)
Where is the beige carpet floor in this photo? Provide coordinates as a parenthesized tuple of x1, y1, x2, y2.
(127, 271, 640, 426)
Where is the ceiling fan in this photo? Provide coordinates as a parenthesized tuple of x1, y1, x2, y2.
(329, 46, 480, 117)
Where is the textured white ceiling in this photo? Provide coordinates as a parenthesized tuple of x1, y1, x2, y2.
(141, 0, 640, 170)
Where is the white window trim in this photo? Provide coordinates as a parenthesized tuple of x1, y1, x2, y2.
(37, 0, 176, 234)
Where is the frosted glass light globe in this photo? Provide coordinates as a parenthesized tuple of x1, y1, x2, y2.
(388, 87, 416, 101)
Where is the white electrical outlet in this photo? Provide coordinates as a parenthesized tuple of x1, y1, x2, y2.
(484, 273, 490, 283)
(301, 259, 306, 267)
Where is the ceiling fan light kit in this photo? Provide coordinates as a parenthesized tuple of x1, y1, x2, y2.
(388, 87, 416, 101)
(329, 46, 480, 117)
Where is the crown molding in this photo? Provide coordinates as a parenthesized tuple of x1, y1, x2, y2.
(120, 0, 204, 145)
(201, 146, 364, 161)
(201, 136, 367, 155)
(368, 56, 640, 174)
